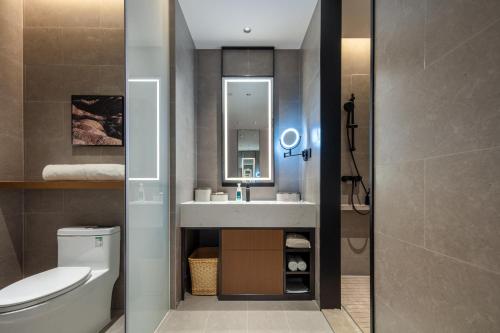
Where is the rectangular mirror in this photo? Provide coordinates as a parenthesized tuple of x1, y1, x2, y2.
(222, 77, 274, 184)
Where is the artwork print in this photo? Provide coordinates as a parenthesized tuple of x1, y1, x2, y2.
(71, 95, 124, 146)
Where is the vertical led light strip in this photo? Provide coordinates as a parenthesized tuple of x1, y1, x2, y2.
(128, 78, 160, 181)
(223, 77, 273, 182)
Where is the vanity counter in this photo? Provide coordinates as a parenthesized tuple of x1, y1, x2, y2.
(180, 201, 317, 228)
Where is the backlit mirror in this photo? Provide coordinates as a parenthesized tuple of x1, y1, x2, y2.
(223, 78, 273, 184)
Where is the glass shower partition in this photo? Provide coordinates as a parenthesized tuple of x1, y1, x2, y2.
(125, 0, 170, 331)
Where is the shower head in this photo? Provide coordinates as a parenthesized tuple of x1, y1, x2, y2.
(343, 100, 354, 113)
(343, 94, 355, 113)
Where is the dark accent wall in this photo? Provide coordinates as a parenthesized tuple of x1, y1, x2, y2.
(375, 0, 500, 331)
(196, 49, 301, 199)
(0, 0, 23, 289)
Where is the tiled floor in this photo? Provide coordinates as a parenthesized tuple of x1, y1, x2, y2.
(341, 275, 370, 333)
(102, 314, 124, 333)
(156, 293, 333, 332)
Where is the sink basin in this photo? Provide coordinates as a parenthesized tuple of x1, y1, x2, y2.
(179, 200, 317, 228)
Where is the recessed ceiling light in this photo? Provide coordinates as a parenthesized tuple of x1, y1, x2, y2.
(243, 26, 252, 33)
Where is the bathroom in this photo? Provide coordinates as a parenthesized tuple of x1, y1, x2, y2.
(1, 0, 499, 333)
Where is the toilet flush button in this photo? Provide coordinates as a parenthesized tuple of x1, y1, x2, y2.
(95, 236, 103, 247)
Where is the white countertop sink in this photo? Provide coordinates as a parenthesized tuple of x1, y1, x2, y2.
(180, 200, 317, 228)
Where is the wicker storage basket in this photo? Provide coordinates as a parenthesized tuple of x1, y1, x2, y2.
(188, 247, 218, 296)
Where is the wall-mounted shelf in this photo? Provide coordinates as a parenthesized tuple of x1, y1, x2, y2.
(340, 204, 370, 211)
(0, 180, 124, 190)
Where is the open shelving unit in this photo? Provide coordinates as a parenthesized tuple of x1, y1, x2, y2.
(0, 180, 124, 190)
(284, 228, 315, 300)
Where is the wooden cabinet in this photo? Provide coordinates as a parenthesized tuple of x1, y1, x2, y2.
(221, 229, 283, 295)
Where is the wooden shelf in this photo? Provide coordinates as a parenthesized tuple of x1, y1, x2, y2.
(0, 180, 124, 190)
(286, 271, 310, 275)
(285, 248, 310, 253)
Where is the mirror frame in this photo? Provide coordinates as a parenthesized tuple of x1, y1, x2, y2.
(222, 77, 274, 185)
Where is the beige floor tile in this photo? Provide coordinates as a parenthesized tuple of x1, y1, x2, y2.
(248, 310, 289, 332)
(285, 311, 332, 332)
(177, 295, 218, 311)
(205, 310, 247, 332)
(280, 300, 320, 311)
(157, 310, 209, 332)
(248, 301, 284, 311)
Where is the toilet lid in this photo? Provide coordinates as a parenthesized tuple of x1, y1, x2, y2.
(0, 267, 91, 313)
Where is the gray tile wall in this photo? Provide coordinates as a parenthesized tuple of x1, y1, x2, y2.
(20, 0, 125, 310)
(375, 0, 500, 331)
(170, 0, 197, 307)
(340, 39, 371, 276)
(196, 50, 302, 199)
(300, 0, 321, 300)
(0, 0, 23, 288)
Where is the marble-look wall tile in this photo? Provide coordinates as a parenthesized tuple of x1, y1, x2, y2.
(425, 148, 500, 273)
(375, 160, 424, 246)
(341, 237, 370, 275)
(375, 0, 500, 330)
(376, 232, 500, 332)
(425, 0, 500, 66)
(222, 49, 274, 77)
(0, 0, 23, 288)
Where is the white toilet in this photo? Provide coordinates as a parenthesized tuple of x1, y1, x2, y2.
(0, 226, 120, 333)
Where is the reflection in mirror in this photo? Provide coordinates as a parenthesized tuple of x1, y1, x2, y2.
(223, 78, 273, 183)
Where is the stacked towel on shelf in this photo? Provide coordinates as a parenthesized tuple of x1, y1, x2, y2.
(286, 233, 311, 248)
(42, 164, 125, 181)
(287, 255, 307, 272)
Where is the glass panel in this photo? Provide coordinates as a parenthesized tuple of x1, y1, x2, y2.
(125, 0, 170, 331)
(223, 78, 273, 183)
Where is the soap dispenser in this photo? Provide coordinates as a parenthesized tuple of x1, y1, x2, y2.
(236, 183, 243, 202)
(245, 183, 251, 202)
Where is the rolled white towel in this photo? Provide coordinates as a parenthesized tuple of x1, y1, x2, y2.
(296, 256, 307, 272)
(42, 164, 125, 181)
(287, 256, 298, 272)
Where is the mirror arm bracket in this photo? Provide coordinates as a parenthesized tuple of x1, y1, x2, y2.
(283, 148, 311, 161)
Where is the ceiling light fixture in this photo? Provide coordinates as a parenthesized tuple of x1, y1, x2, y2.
(243, 26, 252, 33)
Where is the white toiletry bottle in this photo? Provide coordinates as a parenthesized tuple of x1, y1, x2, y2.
(236, 183, 242, 202)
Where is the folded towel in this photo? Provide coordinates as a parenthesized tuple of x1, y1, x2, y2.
(286, 233, 311, 249)
(286, 278, 309, 294)
(42, 164, 125, 181)
(287, 256, 298, 272)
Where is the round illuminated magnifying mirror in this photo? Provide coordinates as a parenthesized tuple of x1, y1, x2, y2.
(280, 128, 301, 149)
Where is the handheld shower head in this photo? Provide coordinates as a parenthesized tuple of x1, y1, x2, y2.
(343, 94, 355, 113)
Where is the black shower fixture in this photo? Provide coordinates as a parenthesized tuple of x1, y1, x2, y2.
(342, 94, 371, 214)
(344, 94, 358, 152)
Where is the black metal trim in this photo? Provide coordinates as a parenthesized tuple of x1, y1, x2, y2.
(319, 0, 342, 309)
(370, 0, 376, 331)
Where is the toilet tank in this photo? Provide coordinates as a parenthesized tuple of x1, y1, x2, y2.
(57, 227, 120, 277)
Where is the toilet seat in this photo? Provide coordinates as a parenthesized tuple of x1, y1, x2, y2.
(0, 267, 91, 313)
